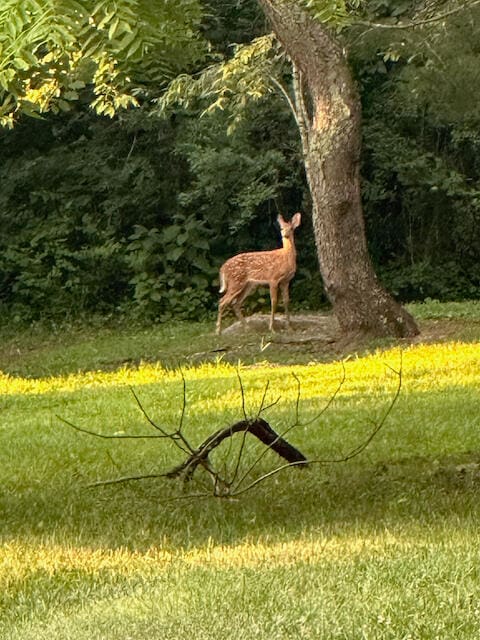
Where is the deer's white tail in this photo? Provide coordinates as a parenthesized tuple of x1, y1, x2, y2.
(219, 270, 226, 294)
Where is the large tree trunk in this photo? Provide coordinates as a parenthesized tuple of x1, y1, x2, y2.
(257, 0, 419, 337)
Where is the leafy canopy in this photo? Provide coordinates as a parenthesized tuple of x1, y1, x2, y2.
(0, 0, 206, 127)
(1, 0, 466, 128)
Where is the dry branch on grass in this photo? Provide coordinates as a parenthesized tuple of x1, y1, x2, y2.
(58, 361, 402, 499)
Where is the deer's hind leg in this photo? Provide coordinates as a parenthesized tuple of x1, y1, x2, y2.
(217, 290, 235, 335)
(216, 283, 252, 334)
(216, 283, 257, 334)
(216, 291, 236, 335)
(231, 283, 257, 326)
(216, 298, 226, 335)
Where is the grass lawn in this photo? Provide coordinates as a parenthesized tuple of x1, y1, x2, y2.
(1, 301, 479, 639)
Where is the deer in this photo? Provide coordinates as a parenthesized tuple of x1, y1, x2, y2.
(216, 212, 302, 334)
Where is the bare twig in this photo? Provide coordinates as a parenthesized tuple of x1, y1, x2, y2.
(130, 386, 193, 454)
(229, 422, 250, 488)
(353, 0, 480, 31)
(236, 367, 248, 421)
(57, 415, 170, 440)
(178, 368, 187, 434)
(269, 73, 301, 130)
(233, 372, 303, 488)
(125, 132, 137, 164)
(257, 380, 271, 417)
(227, 458, 309, 497)
(88, 472, 172, 488)
(293, 372, 301, 425)
(129, 388, 174, 438)
(299, 362, 347, 427)
(340, 361, 402, 462)
(231, 362, 402, 497)
(232, 366, 345, 490)
(63, 360, 402, 500)
(255, 380, 281, 416)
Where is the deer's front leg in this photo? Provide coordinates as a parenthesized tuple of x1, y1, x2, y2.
(269, 283, 279, 331)
(280, 281, 290, 328)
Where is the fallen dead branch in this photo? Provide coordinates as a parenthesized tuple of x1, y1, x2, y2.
(164, 417, 308, 481)
(58, 358, 402, 499)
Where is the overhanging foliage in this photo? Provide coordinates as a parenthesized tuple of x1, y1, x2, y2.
(0, 0, 207, 126)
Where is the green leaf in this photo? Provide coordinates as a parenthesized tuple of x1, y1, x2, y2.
(69, 80, 86, 90)
(192, 237, 209, 250)
(167, 246, 184, 262)
(162, 225, 181, 242)
(97, 11, 116, 31)
(63, 90, 79, 101)
(108, 17, 120, 41)
(13, 58, 30, 71)
(126, 37, 142, 58)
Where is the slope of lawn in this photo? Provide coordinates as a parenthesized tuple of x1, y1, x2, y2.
(1, 302, 479, 639)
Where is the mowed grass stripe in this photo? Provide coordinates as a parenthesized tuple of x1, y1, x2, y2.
(1, 341, 479, 398)
(3, 537, 480, 640)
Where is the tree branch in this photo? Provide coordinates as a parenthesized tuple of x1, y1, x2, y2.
(291, 63, 311, 160)
(164, 418, 307, 482)
(232, 361, 402, 497)
(353, 0, 480, 31)
(57, 415, 170, 440)
(62, 361, 402, 500)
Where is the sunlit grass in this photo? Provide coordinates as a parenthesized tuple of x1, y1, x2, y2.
(1, 314, 479, 640)
(3, 523, 477, 580)
(1, 341, 479, 399)
(4, 526, 480, 640)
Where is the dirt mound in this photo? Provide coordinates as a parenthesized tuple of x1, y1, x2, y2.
(217, 312, 477, 362)
(221, 313, 340, 342)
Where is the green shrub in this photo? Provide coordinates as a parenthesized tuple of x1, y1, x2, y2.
(126, 214, 216, 320)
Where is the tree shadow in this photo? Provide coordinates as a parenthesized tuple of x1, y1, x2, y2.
(2, 453, 479, 551)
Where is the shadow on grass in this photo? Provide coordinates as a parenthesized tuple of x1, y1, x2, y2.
(2, 453, 480, 550)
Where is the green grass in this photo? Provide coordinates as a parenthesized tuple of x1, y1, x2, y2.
(1, 302, 480, 639)
(0, 299, 479, 377)
(406, 298, 480, 320)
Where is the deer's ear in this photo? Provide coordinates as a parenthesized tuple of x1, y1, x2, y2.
(277, 214, 286, 225)
(291, 212, 301, 229)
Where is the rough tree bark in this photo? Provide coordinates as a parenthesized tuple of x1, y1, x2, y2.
(257, 0, 419, 337)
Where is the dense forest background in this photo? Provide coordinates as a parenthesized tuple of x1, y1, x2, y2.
(1, 1, 479, 324)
